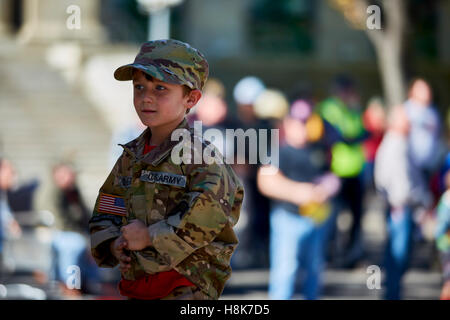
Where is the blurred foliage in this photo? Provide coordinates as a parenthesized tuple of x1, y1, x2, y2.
(329, 0, 438, 62)
(97, 0, 440, 62)
(328, 0, 370, 29)
(100, 0, 147, 43)
(170, 1, 188, 42)
(408, 0, 438, 61)
(248, 0, 316, 54)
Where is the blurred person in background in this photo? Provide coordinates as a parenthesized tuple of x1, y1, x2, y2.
(317, 75, 368, 268)
(404, 78, 446, 252)
(229, 76, 273, 269)
(362, 97, 387, 190)
(0, 159, 40, 214)
(188, 78, 259, 269)
(49, 161, 100, 298)
(233, 76, 265, 130)
(374, 106, 433, 300)
(435, 152, 450, 300)
(187, 77, 235, 149)
(257, 101, 340, 300)
(0, 158, 23, 281)
(404, 78, 443, 179)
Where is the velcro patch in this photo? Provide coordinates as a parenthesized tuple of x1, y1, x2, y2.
(119, 176, 132, 188)
(97, 193, 127, 216)
(140, 170, 186, 188)
(89, 214, 123, 227)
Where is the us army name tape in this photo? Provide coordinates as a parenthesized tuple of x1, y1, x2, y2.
(140, 170, 186, 188)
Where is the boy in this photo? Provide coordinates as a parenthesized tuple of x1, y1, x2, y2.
(89, 39, 244, 300)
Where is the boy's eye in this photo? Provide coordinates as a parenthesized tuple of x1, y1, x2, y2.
(155, 85, 166, 91)
(134, 84, 144, 90)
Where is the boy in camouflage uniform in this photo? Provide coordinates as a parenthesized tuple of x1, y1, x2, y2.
(89, 39, 244, 300)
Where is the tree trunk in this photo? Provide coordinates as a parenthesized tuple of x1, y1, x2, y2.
(376, 41, 406, 107)
(365, 0, 407, 108)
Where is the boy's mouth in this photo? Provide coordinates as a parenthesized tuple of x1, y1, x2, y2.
(141, 109, 156, 114)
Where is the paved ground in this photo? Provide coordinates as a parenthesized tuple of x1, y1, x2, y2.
(221, 268, 442, 300)
(0, 265, 442, 300)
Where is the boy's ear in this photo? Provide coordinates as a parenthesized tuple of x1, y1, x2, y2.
(186, 89, 202, 108)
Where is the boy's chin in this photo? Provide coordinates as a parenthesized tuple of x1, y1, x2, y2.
(138, 116, 158, 127)
(139, 116, 185, 129)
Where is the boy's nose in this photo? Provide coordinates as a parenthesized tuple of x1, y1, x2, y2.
(142, 93, 155, 104)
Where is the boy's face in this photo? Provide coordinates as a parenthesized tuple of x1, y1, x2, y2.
(132, 70, 199, 129)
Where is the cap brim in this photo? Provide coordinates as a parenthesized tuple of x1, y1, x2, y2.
(113, 63, 185, 87)
(113, 63, 152, 81)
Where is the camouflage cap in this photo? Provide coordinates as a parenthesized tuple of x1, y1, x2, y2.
(114, 39, 209, 91)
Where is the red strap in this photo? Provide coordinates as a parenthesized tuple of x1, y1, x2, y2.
(118, 270, 195, 300)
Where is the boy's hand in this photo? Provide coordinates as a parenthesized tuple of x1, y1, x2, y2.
(110, 236, 131, 273)
(121, 219, 151, 251)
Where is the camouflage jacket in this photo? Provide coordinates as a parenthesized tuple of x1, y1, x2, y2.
(89, 118, 244, 299)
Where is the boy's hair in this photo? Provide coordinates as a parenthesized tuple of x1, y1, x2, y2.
(183, 86, 193, 114)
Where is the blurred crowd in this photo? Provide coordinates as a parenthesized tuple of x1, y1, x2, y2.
(0, 158, 114, 299)
(1, 74, 450, 300)
(185, 74, 450, 300)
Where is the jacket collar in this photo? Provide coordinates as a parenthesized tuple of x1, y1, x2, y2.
(119, 118, 190, 167)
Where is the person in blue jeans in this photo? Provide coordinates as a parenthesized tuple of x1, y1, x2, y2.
(383, 206, 415, 299)
(267, 206, 337, 299)
(375, 106, 432, 299)
(257, 101, 340, 299)
(51, 231, 88, 285)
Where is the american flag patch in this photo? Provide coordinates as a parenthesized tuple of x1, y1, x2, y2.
(97, 193, 127, 216)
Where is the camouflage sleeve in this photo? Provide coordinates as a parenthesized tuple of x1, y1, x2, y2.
(135, 162, 240, 272)
(89, 157, 127, 268)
